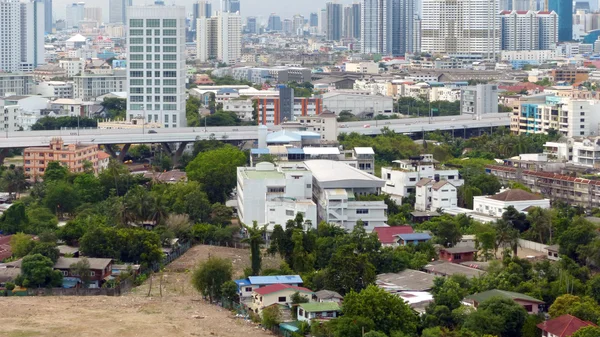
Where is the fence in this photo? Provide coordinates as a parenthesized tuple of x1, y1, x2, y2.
(147, 240, 193, 273)
(199, 240, 250, 250)
(26, 279, 134, 297)
(518, 238, 548, 253)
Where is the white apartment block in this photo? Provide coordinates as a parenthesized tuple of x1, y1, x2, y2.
(304, 160, 388, 232)
(500, 10, 557, 51)
(500, 50, 558, 63)
(0, 74, 34, 96)
(295, 112, 339, 143)
(218, 12, 242, 65)
(430, 87, 461, 102)
(237, 162, 316, 232)
(0, 104, 20, 133)
(34, 81, 73, 99)
(421, 0, 500, 57)
(59, 58, 85, 77)
(381, 154, 464, 202)
(0, 0, 45, 73)
(321, 91, 394, 116)
(196, 16, 218, 62)
(415, 179, 458, 212)
(545, 137, 600, 167)
(460, 84, 499, 116)
(73, 71, 126, 101)
(126, 5, 187, 128)
(345, 62, 379, 74)
(222, 98, 254, 121)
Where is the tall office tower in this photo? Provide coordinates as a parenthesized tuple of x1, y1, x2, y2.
(197, 16, 218, 61)
(37, 0, 52, 33)
(421, 0, 500, 58)
(413, 15, 421, 53)
(292, 14, 304, 35)
(126, 5, 187, 127)
(283, 18, 293, 34)
(548, 0, 573, 41)
(109, 0, 132, 24)
(343, 6, 354, 38)
(229, 0, 240, 13)
(246, 16, 257, 34)
(84, 7, 102, 22)
(319, 8, 327, 35)
(0, 0, 22, 73)
(500, 10, 540, 50)
(65, 2, 85, 28)
(361, 0, 387, 54)
(217, 12, 241, 64)
(500, 0, 511, 8)
(326, 2, 342, 40)
(192, 1, 212, 30)
(221, 0, 229, 12)
(268, 13, 282, 31)
(352, 2, 361, 39)
(538, 10, 558, 49)
(391, 0, 416, 56)
(20, 1, 45, 72)
(309, 12, 318, 26)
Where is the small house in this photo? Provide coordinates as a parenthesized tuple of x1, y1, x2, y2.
(464, 289, 544, 314)
(53, 257, 113, 289)
(234, 275, 303, 300)
(297, 302, 341, 324)
(439, 247, 478, 263)
(546, 245, 560, 261)
(373, 226, 414, 247)
(313, 289, 343, 303)
(377, 270, 437, 293)
(537, 314, 597, 337)
(250, 283, 314, 314)
(424, 261, 486, 279)
(396, 233, 432, 246)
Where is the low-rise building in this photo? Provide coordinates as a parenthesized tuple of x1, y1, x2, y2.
(464, 289, 544, 314)
(297, 302, 341, 325)
(424, 261, 486, 279)
(313, 290, 343, 303)
(255, 96, 323, 126)
(234, 275, 303, 300)
(460, 84, 499, 116)
(345, 61, 379, 74)
(396, 233, 432, 246)
(373, 226, 414, 247)
(34, 81, 73, 99)
(439, 247, 478, 263)
(415, 179, 458, 212)
(23, 138, 99, 178)
(0, 74, 34, 96)
(33, 64, 68, 81)
(250, 284, 314, 315)
(377, 270, 436, 293)
(537, 314, 597, 337)
(546, 244, 560, 261)
(73, 71, 127, 101)
(53, 257, 113, 288)
(473, 189, 550, 218)
(304, 159, 388, 232)
(321, 90, 393, 117)
(382, 154, 463, 202)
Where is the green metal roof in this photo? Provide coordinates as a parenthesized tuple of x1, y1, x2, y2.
(465, 289, 544, 304)
(299, 302, 341, 312)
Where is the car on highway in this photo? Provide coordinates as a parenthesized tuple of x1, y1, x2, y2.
(340, 124, 348, 128)
(363, 124, 371, 128)
(148, 130, 157, 134)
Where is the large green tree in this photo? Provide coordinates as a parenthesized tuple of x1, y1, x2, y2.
(243, 221, 265, 276)
(186, 145, 246, 203)
(191, 256, 233, 302)
(324, 245, 376, 295)
(15, 254, 63, 288)
(464, 297, 527, 337)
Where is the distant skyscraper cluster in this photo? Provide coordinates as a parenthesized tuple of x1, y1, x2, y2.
(0, 0, 45, 73)
(65, 2, 85, 28)
(196, 6, 241, 64)
(361, 0, 416, 56)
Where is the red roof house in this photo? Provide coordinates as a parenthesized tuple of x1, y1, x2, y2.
(251, 284, 314, 314)
(537, 314, 598, 337)
(373, 226, 414, 246)
(254, 284, 312, 296)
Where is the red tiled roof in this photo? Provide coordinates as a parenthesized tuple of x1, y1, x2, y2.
(253, 284, 313, 296)
(537, 314, 597, 337)
(98, 152, 111, 160)
(373, 226, 414, 244)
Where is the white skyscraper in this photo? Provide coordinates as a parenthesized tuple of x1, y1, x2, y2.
(293, 14, 304, 35)
(126, 5, 187, 127)
(66, 2, 85, 28)
(361, 0, 415, 55)
(217, 11, 241, 65)
(421, 0, 500, 58)
(196, 16, 218, 62)
(109, 0, 132, 24)
(319, 8, 327, 35)
(0, 0, 45, 73)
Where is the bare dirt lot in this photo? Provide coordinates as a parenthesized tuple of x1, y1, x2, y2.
(0, 245, 281, 337)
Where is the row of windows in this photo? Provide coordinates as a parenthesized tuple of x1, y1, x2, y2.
(130, 62, 178, 69)
(130, 54, 178, 61)
(130, 19, 177, 28)
(129, 37, 178, 45)
(130, 46, 177, 53)
(130, 87, 177, 94)
(129, 79, 177, 86)
(130, 96, 178, 103)
(129, 71, 178, 78)
(129, 104, 178, 111)
(130, 29, 177, 36)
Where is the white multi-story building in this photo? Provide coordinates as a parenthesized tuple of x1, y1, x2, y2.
(66, 2, 85, 28)
(545, 137, 600, 167)
(500, 10, 558, 51)
(218, 11, 241, 65)
(321, 90, 393, 116)
(34, 81, 73, 98)
(84, 7, 102, 22)
(345, 62, 379, 74)
(73, 71, 126, 101)
(0, 0, 45, 73)
(237, 162, 316, 232)
(58, 58, 85, 77)
(109, 0, 132, 24)
(415, 179, 458, 212)
(473, 189, 550, 218)
(500, 50, 558, 63)
(222, 97, 254, 121)
(196, 16, 218, 62)
(0, 74, 34, 96)
(361, 0, 416, 55)
(304, 160, 387, 232)
(421, 0, 500, 58)
(0, 104, 20, 133)
(126, 5, 187, 128)
(460, 84, 499, 116)
(381, 154, 464, 202)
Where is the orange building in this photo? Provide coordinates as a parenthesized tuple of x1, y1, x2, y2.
(23, 138, 100, 178)
(551, 67, 589, 84)
(255, 97, 323, 125)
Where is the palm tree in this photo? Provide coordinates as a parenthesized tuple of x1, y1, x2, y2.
(242, 221, 266, 276)
(495, 219, 520, 257)
(0, 167, 28, 199)
(526, 207, 552, 244)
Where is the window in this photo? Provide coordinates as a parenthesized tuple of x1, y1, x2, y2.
(130, 88, 143, 94)
(164, 79, 177, 85)
(278, 296, 286, 302)
(163, 46, 177, 52)
(163, 88, 176, 94)
(163, 38, 177, 44)
(245, 287, 252, 292)
(173, 115, 177, 123)
(154, 63, 161, 69)
(146, 19, 160, 27)
(453, 254, 462, 260)
(146, 37, 152, 44)
(163, 96, 176, 103)
(146, 46, 153, 52)
(356, 209, 369, 214)
(129, 38, 143, 44)
(154, 38, 161, 44)
(154, 46, 160, 52)
(155, 79, 161, 85)
(155, 88, 161, 94)
(163, 29, 177, 36)
(130, 71, 143, 77)
(581, 119, 585, 122)
(130, 79, 143, 85)
(130, 29, 143, 36)
(306, 184, 311, 189)
(286, 210, 294, 216)
(163, 54, 177, 60)
(523, 305, 533, 312)
(131, 55, 144, 61)
(130, 19, 144, 27)
(581, 112, 585, 116)
(268, 187, 285, 193)
(130, 96, 144, 102)
(387, 173, 391, 179)
(163, 19, 177, 27)
(130, 62, 143, 69)
(299, 308, 304, 316)
(163, 71, 176, 77)
(130, 46, 143, 53)
(409, 178, 416, 182)
(164, 104, 177, 110)
(90, 271, 95, 276)
(165, 115, 169, 123)
(362, 221, 369, 227)
(163, 63, 177, 69)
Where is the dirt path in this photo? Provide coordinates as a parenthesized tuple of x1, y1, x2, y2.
(0, 245, 281, 337)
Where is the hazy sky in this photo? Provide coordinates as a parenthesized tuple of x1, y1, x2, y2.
(53, 0, 356, 24)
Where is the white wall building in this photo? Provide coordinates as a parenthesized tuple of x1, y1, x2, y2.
(222, 98, 254, 121)
(59, 58, 85, 77)
(34, 81, 73, 99)
(345, 62, 379, 74)
(382, 154, 464, 202)
(126, 5, 187, 128)
(473, 189, 550, 218)
(460, 84, 499, 116)
(218, 12, 242, 65)
(196, 16, 218, 63)
(500, 50, 558, 63)
(0, 0, 22, 73)
(421, 0, 500, 57)
(0, 0, 45, 73)
(321, 91, 393, 116)
(415, 179, 458, 212)
(500, 10, 558, 51)
(304, 160, 388, 232)
(0, 74, 33, 97)
(237, 162, 316, 232)
(0, 104, 20, 133)
(73, 71, 127, 101)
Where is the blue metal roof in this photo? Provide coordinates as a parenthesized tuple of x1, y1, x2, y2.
(251, 148, 270, 155)
(247, 275, 303, 285)
(266, 130, 302, 143)
(286, 148, 304, 154)
(397, 233, 432, 241)
(234, 279, 251, 286)
(217, 88, 238, 94)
